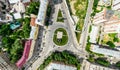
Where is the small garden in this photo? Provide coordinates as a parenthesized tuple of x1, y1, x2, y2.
(57, 10, 64, 22)
(38, 51, 81, 70)
(74, 0, 88, 42)
(53, 28, 68, 46)
(101, 33, 120, 48)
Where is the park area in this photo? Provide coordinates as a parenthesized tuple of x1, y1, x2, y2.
(53, 28, 68, 46)
(38, 51, 81, 70)
(66, 0, 88, 42)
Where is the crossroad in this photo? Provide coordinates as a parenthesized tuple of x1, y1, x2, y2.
(25, 0, 94, 70)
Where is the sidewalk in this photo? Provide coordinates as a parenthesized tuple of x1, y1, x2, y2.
(27, 25, 39, 61)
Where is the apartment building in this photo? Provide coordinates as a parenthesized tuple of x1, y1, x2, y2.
(93, 9, 107, 24)
(81, 60, 117, 70)
(90, 0, 120, 59)
(112, 0, 120, 11)
(93, 0, 120, 24)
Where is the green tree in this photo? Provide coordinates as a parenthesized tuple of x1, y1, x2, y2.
(1, 37, 14, 49)
(113, 37, 119, 42)
(106, 41, 115, 48)
(96, 58, 110, 67)
(22, 18, 31, 38)
(10, 39, 23, 63)
(115, 61, 120, 68)
(87, 55, 95, 63)
(26, 2, 40, 15)
(0, 24, 12, 36)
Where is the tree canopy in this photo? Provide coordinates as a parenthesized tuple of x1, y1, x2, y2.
(26, 2, 40, 15)
(10, 39, 23, 63)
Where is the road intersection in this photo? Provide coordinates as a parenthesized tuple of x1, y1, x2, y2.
(25, 0, 93, 70)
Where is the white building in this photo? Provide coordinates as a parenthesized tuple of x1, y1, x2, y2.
(10, 1, 25, 13)
(45, 62, 77, 70)
(91, 45, 120, 59)
(112, 0, 120, 11)
(13, 13, 22, 19)
(35, 0, 49, 26)
(89, 26, 99, 43)
(9, 0, 31, 4)
(103, 21, 120, 33)
(81, 60, 116, 70)
(57, 31, 63, 39)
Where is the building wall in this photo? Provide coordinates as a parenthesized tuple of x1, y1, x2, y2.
(93, 10, 107, 24)
(81, 60, 116, 70)
(104, 21, 120, 33)
(112, 0, 120, 11)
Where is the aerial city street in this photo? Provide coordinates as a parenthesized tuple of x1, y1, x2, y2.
(0, 0, 120, 70)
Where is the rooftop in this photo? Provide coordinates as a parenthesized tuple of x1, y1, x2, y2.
(91, 45, 120, 58)
(45, 62, 77, 70)
(9, 0, 31, 4)
(35, 0, 48, 26)
(30, 14, 37, 26)
(10, 1, 25, 13)
(57, 31, 63, 39)
(105, 9, 120, 20)
(16, 40, 32, 68)
(82, 60, 116, 70)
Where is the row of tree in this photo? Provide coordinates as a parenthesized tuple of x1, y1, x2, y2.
(88, 55, 120, 69)
(39, 51, 81, 70)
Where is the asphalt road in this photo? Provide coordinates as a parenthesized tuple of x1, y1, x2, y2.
(79, 0, 94, 51)
(25, 0, 91, 69)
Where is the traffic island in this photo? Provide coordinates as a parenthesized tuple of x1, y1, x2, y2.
(53, 28, 68, 46)
(57, 10, 64, 22)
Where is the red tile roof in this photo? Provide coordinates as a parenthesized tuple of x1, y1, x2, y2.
(30, 17, 36, 26)
(16, 40, 32, 68)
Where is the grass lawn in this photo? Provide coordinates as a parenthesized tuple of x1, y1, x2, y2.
(101, 33, 120, 48)
(75, 19, 84, 42)
(102, 33, 119, 44)
(75, 32, 81, 43)
(57, 10, 64, 22)
(74, 0, 88, 42)
(53, 28, 68, 46)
